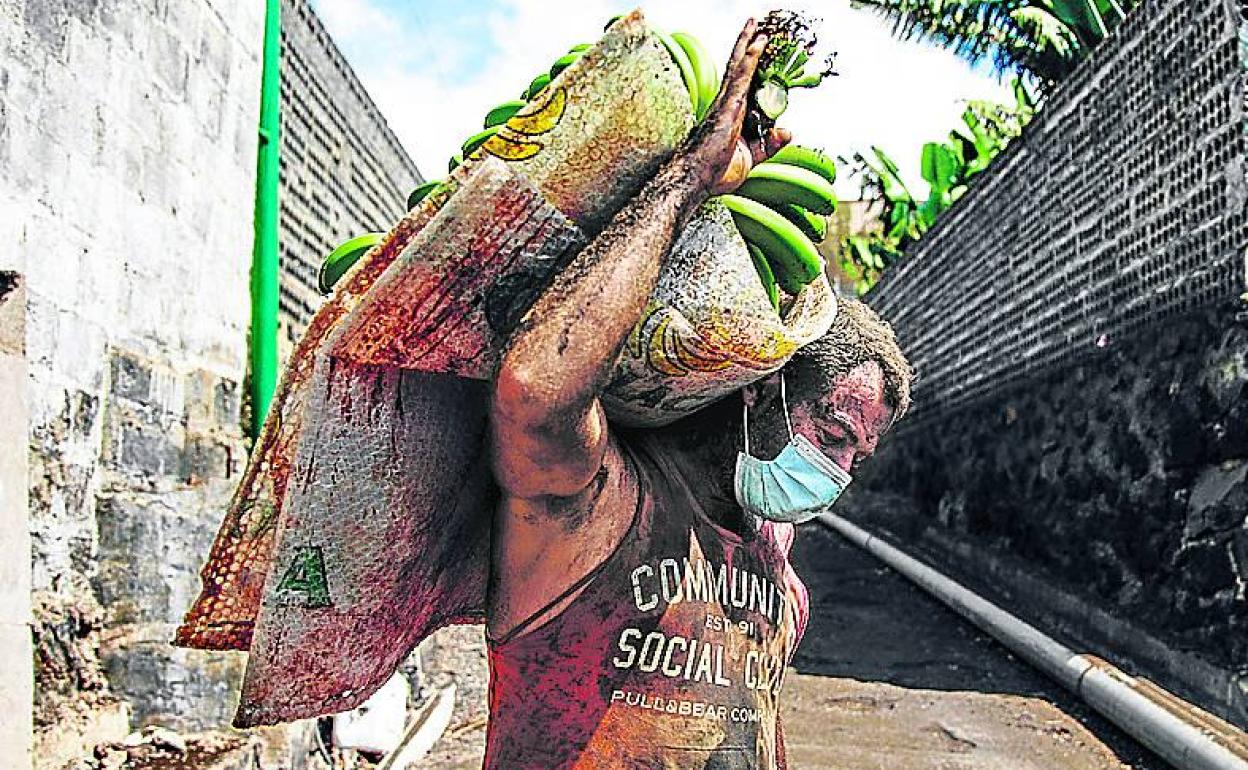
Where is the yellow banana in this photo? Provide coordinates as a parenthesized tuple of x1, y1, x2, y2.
(507, 87, 566, 136)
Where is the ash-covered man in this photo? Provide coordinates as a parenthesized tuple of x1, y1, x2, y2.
(484, 20, 912, 770)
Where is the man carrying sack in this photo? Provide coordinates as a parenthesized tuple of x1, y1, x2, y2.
(177, 13, 912, 770)
(483, 20, 911, 768)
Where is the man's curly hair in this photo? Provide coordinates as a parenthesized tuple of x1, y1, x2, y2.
(784, 298, 914, 424)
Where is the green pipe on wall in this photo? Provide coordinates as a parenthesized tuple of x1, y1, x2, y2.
(249, 0, 281, 439)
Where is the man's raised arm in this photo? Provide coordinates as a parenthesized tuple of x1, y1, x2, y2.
(491, 20, 778, 502)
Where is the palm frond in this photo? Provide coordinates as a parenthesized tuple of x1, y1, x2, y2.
(1009, 6, 1081, 59)
(849, 0, 1140, 87)
(851, 0, 1026, 71)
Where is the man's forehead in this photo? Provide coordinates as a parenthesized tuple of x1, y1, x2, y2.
(813, 361, 892, 435)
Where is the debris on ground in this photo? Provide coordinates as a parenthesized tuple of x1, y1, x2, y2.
(71, 729, 251, 770)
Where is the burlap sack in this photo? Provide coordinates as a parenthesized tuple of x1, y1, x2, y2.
(177, 11, 694, 726)
(177, 10, 689, 653)
(231, 162, 584, 727)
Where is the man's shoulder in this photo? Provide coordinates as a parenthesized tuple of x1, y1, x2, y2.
(535, 430, 646, 524)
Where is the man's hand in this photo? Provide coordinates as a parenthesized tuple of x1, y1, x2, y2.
(678, 20, 792, 197)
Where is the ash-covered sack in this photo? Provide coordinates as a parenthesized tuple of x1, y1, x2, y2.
(603, 200, 837, 427)
(177, 9, 831, 730)
(177, 11, 695, 728)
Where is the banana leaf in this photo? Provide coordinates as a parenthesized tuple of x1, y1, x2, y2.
(1041, 0, 1106, 45)
(920, 141, 963, 197)
(867, 146, 915, 204)
(1094, 0, 1127, 24)
(1012, 75, 1037, 113)
(960, 106, 1000, 175)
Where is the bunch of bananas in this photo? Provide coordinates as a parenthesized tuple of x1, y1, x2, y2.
(319, 20, 835, 306)
(717, 144, 837, 311)
(321, 23, 720, 295)
(752, 10, 836, 122)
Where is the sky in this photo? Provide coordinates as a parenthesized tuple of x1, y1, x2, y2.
(309, 0, 1015, 199)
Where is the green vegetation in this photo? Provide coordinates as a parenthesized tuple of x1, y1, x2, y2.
(837, 78, 1034, 295)
(834, 0, 1140, 294)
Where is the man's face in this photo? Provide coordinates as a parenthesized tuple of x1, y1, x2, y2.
(789, 360, 894, 474)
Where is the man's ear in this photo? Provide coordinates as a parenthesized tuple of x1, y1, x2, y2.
(743, 371, 784, 410)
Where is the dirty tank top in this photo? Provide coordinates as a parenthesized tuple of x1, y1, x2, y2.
(483, 433, 810, 769)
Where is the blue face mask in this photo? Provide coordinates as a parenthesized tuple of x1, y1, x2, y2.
(733, 375, 853, 525)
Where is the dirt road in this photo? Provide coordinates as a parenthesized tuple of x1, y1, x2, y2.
(782, 523, 1166, 769)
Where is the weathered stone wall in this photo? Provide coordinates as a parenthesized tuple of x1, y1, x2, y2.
(0, 0, 264, 762)
(856, 307, 1248, 720)
(860, 0, 1248, 725)
(1, 0, 429, 762)
(1, 274, 33, 769)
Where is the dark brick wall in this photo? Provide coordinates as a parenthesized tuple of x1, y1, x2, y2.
(277, 0, 421, 338)
(857, 0, 1248, 719)
(859, 307, 1248, 668)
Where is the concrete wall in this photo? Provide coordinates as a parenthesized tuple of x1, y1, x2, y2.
(0, 0, 263, 762)
(0, 0, 429, 762)
(860, 0, 1248, 726)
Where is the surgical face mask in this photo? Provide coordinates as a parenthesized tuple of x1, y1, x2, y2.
(733, 375, 853, 524)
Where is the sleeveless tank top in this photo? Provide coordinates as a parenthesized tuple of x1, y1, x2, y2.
(483, 434, 810, 769)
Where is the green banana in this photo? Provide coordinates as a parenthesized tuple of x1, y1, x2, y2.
(777, 203, 828, 243)
(406, 180, 442, 211)
(786, 72, 823, 88)
(523, 73, 551, 100)
(671, 31, 718, 121)
(748, 243, 780, 311)
(721, 194, 823, 295)
(484, 100, 526, 128)
(783, 49, 809, 80)
(549, 51, 583, 80)
(448, 154, 463, 173)
(461, 126, 500, 158)
(737, 163, 837, 215)
(655, 29, 698, 113)
(755, 77, 788, 120)
(765, 144, 837, 185)
(569, 43, 591, 53)
(318, 232, 385, 294)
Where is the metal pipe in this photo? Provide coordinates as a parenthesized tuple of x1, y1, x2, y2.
(818, 512, 1248, 770)
(249, 0, 281, 439)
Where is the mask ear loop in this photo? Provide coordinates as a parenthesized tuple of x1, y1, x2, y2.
(779, 371, 795, 441)
(743, 373, 795, 458)
(741, 391, 752, 458)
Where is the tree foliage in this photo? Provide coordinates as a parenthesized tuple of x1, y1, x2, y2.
(834, 0, 1139, 294)
(849, 0, 1139, 91)
(837, 78, 1035, 295)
